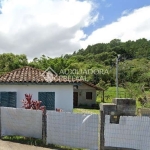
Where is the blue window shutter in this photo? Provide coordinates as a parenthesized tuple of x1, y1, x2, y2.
(0, 92, 16, 108)
(38, 92, 47, 108)
(8, 92, 17, 108)
(46, 92, 55, 110)
(0, 92, 1, 106)
(1, 92, 9, 107)
(38, 92, 55, 110)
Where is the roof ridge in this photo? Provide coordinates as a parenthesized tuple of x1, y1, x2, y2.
(2, 66, 44, 75)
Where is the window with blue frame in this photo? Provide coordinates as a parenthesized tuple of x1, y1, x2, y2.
(0, 92, 17, 107)
(38, 92, 55, 110)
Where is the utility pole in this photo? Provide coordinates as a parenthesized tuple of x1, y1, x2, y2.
(116, 54, 120, 98)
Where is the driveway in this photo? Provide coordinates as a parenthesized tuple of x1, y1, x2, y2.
(0, 140, 56, 150)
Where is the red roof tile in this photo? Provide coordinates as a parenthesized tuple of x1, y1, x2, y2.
(0, 66, 81, 83)
(0, 66, 104, 90)
(83, 81, 104, 91)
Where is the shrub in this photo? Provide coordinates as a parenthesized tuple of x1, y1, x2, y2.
(22, 94, 45, 112)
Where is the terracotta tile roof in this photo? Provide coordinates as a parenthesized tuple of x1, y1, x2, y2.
(83, 81, 104, 91)
(0, 66, 81, 83)
(0, 66, 104, 91)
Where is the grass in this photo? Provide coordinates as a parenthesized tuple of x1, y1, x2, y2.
(105, 87, 127, 98)
(73, 108, 99, 114)
(2, 136, 84, 150)
(97, 86, 128, 103)
(96, 86, 150, 111)
(97, 86, 150, 103)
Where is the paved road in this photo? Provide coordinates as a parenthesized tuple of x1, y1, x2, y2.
(0, 140, 56, 150)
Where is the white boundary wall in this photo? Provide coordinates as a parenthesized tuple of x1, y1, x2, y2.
(47, 111, 99, 149)
(105, 115, 150, 150)
(1, 107, 42, 139)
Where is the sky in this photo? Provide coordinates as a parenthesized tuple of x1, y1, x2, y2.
(0, 0, 150, 60)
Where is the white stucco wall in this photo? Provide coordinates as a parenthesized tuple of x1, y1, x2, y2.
(0, 84, 73, 112)
(74, 83, 96, 106)
(47, 111, 99, 149)
(105, 115, 150, 150)
(1, 107, 42, 138)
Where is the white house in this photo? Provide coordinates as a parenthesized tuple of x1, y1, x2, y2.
(73, 82, 104, 108)
(0, 66, 81, 112)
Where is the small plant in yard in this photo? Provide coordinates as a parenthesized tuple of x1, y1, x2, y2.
(22, 94, 45, 112)
(2, 136, 84, 150)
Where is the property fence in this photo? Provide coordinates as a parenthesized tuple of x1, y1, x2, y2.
(100, 100, 150, 150)
(0, 107, 42, 139)
(104, 115, 150, 150)
(1, 102, 150, 150)
(47, 111, 99, 149)
(0, 107, 99, 149)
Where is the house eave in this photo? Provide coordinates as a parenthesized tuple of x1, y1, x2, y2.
(82, 81, 105, 91)
(0, 81, 82, 85)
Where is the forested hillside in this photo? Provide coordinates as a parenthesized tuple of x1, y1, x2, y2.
(0, 38, 150, 102)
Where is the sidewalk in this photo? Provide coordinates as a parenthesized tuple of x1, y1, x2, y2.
(0, 140, 56, 150)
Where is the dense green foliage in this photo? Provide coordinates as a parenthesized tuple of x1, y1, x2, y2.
(0, 38, 150, 103)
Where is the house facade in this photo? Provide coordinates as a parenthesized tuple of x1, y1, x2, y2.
(0, 66, 80, 112)
(73, 82, 104, 107)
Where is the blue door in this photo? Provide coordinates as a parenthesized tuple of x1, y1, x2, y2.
(38, 92, 55, 110)
(0, 92, 17, 107)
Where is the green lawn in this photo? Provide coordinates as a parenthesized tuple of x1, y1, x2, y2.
(97, 86, 150, 103)
(96, 86, 150, 109)
(97, 86, 128, 103)
(73, 108, 99, 114)
(2, 136, 84, 150)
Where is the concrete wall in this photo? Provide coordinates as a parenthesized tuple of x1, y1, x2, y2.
(74, 83, 96, 106)
(100, 101, 137, 150)
(105, 115, 150, 150)
(1, 107, 42, 138)
(47, 111, 99, 149)
(137, 108, 150, 116)
(0, 84, 73, 112)
(112, 98, 136, 116)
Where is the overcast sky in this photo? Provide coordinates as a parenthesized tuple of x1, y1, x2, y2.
(0, 0, 150, 60)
